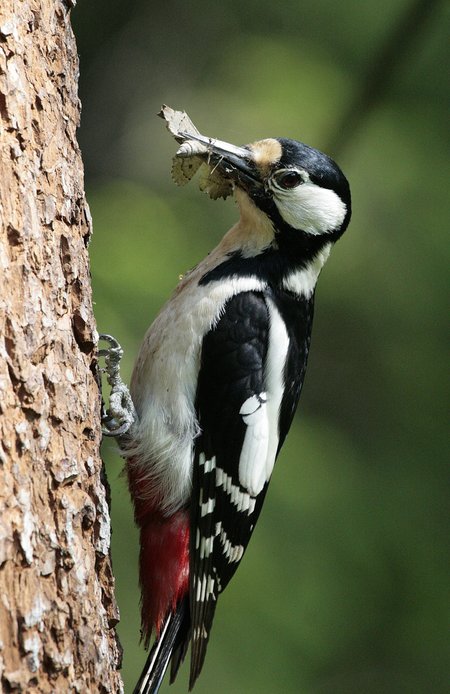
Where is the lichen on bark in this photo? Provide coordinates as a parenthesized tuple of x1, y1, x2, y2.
(0, 1, 122, 691)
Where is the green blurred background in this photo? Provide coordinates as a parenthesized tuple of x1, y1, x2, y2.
(72, 2, 449, 692)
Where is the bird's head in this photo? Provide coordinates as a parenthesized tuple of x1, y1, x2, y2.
(186, 134, 351, 244)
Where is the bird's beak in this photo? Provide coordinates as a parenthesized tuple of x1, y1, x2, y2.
(179, 131, 263, 193)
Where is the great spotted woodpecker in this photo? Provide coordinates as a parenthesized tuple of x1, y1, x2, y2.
(101, 113, 351, 693)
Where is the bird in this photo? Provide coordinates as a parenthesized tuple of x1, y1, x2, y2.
(111, 131, 351, 693)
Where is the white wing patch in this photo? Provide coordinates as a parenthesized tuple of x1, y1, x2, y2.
(238, 394, 270, 496)
(238, 300, 290, 496)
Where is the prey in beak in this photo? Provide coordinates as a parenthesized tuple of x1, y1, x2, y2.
(159, 105, 263, 199)
(179, 131, 263, 196)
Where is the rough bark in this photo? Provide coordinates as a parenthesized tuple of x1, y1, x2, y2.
(0, 1, 122, 692)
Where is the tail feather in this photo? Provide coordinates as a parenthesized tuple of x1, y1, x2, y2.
(169, 621, 190, 684)
(133, 601, 187, 694)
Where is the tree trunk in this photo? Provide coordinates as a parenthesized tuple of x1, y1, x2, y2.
(0, 1, 122, 691)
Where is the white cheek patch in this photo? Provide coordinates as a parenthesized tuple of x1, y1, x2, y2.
(274, 181, 347, 235)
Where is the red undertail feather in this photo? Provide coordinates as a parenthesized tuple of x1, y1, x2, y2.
(139, 511, 190, 643)
(128, 462, 190, 645)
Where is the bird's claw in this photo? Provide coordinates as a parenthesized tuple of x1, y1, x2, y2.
(98, 333, 137, 438)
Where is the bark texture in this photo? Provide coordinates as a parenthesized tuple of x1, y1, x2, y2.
(0, 1, 122, 691)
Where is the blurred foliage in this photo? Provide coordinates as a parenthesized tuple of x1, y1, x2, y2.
(73, 1, 449, 692)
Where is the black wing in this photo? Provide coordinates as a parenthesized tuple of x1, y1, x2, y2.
(189, 288, 315, 687)
(189, 290, 269, 686)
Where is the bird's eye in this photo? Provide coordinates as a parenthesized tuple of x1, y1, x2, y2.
(273, 170, 305, 190)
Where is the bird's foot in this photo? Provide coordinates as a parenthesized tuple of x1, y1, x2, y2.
(98, 334, 138, 437)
